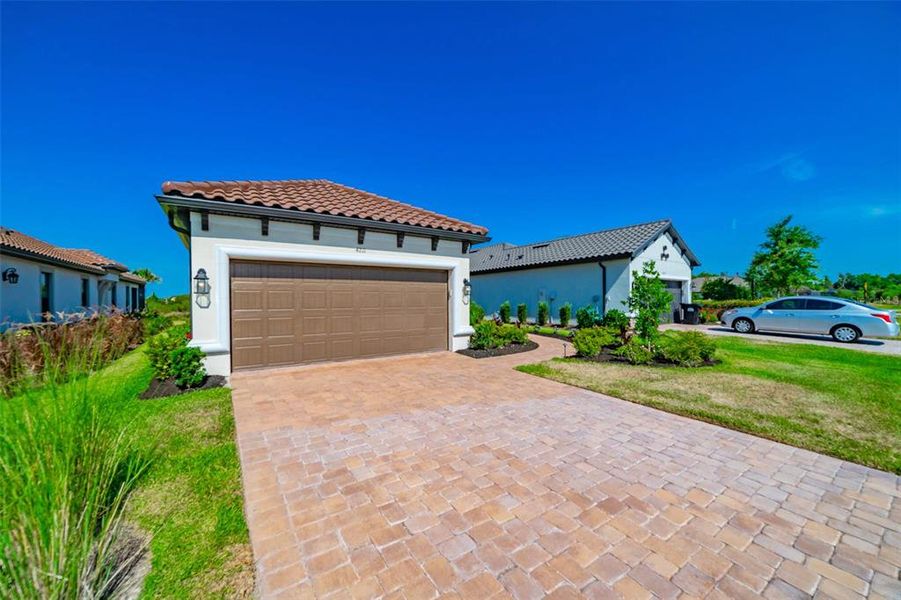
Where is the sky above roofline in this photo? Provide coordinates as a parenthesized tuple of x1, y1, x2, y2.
(2, 3, 898, 296)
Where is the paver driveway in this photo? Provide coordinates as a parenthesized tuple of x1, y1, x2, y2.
(231, 336, 901, 599)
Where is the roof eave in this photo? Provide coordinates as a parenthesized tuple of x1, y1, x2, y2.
(156, 194, 491, 243)
(471, 253, 632, 275)
(629, 221, 701, 268)
(0, 246, 107, 275)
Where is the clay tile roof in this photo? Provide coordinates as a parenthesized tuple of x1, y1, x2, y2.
(0, 227, 133, 274)
(160, 179, 488, 236)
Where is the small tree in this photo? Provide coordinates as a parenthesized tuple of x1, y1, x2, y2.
(498, 301, 511, 324)
(624, 261, 672, 351)
(746, 216, 821, 297)
(558, 303, 572, 328)
(517, 303, 528, 325)
(537, 301, 550, 326)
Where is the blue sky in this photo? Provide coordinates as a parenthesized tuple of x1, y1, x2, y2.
(2, 2, 899, 296)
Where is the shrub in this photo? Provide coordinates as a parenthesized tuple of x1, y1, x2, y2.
(600, 309, 630, 338)
(469, 301, 486, 326)
(572, 327, 617, 357)
(559, 303, 572, 328)
(701, 278, 750, 301)
(499, 301, 512, 324)
(697, 299, 771, 320)
(499, 324, 528, 345)
(140, 307, 171, 336)
(658, 331, 717, 367)
(517, 303, 528, 325)
(169, 346, 207, 388)
(613, 337, 655, 365)
(470, 321, 528, 349)
(537, 301, 550, 326)
(575, 305, 600, 329)
(147, 324, 189, 380)
(470, 321, 500, 350)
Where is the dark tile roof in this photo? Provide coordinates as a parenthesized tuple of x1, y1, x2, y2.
(161, 179, 488, 236)
(470, 219, 700, 273)
(0, 227, 140, 280)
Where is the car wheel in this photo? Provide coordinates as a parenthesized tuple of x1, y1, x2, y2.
(831, 325, 860, 343)
(733, 318, 754, 334)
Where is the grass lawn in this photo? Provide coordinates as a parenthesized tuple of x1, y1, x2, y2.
(7, 344, 253, 598)
(518, 335, 901, 474)
(529, 325, 573, 337)
(111, 350, 253, 598)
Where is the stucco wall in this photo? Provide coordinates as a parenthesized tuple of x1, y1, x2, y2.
(0, 254, 101, 326)
(471, 258, 633, 323)
(187, 212, 474, 376)
(633, 231, 693, 303)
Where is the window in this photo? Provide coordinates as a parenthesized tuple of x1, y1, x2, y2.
(111, 284, 117, 307)
(40, 272, 53, 319)
(125, 286, 131, 311)
(806, 299, 843, 311)
(766, 298, 804, 310)
(81, 278, 90, 307)
(131, 287, 138, 312)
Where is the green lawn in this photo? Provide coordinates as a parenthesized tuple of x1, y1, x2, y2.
(112, 350, 253, 598)
(518, 336, 901, 474)
(4, 344, 252, 598)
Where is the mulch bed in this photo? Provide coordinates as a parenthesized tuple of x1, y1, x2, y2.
(572, 349, 717, 367)
(456, 340, 539, 359)
(139, 375, 227, 399)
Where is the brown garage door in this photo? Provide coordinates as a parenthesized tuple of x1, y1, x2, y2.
(230, 261, 448, 370)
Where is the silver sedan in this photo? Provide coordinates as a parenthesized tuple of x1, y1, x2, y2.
(720, 296, 899, 343)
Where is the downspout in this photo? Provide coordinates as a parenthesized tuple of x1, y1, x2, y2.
(598, 262, 607, 314)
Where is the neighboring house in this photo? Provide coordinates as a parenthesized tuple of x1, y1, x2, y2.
(0, 227, 146, 328)
(691, 273, 748, 296)
(156, 179, 489, 376)
(470, 219, 700, 323)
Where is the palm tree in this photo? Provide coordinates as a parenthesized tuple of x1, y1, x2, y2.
(132, 268, 160, 284)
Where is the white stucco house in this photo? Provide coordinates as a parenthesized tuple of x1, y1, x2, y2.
(470, 220, 700, 324)
(0, 227, 146, 329)
(156, 179, 489, 376)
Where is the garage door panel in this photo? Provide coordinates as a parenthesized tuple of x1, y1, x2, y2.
(231, 261, 447, 370)
(331, 293, 355, 310)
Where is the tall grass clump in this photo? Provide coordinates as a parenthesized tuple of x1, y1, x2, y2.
(0, 313, 142, 397)
(0, 325, 149, 599)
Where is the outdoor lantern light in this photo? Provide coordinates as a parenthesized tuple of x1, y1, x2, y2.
(463, 278, 471, 297)
(2, 267, 19, 284)
(193, 268, 210, 295)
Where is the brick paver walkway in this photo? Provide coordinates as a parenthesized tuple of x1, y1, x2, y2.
(231, 335, 900, 599)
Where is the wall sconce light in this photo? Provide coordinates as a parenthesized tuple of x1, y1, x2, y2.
(660, 245, 670, 261)
(2, 267, 19, 284)
(463, 278, 471, 297)
(193, 268, 211, 308)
